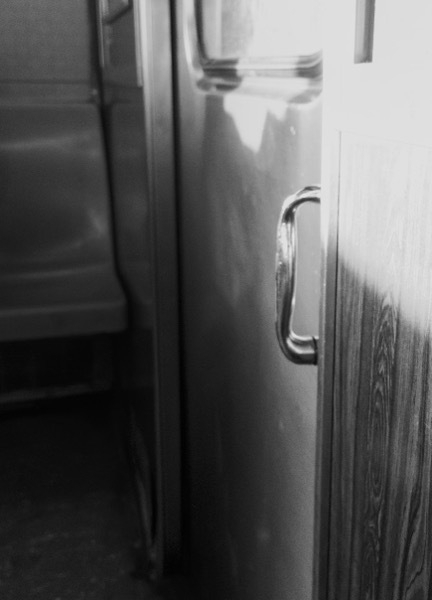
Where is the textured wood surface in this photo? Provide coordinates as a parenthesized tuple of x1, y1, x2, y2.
(329, 133, 432, 599)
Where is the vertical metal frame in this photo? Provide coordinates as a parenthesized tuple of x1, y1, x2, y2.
(136, 0, 182, 574)
(132, 0, 143, 87)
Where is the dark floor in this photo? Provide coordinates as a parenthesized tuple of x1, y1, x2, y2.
(0, 395, 188, 600)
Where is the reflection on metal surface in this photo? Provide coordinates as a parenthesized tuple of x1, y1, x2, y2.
(276, 186, 320, 364)
(184, 0, 322, 87)
(197, 0, 322, 60)
(223, 94, 286, 153)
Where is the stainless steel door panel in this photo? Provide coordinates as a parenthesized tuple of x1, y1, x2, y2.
(176, 4, 322, 596)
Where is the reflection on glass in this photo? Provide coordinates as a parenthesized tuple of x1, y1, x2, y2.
(199, 0, 322, 61)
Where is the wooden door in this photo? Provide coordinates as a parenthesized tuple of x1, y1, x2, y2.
(319, 0, 432, 597)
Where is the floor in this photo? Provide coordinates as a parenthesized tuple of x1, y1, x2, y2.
(0, 395, 189, 600)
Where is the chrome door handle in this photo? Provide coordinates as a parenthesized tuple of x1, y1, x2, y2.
(276, 186, 320, 365)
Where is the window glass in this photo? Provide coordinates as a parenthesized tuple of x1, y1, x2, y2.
(198, 0, 321, 61)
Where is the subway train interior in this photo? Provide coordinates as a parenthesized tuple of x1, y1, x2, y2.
(1, 0, 432, 599)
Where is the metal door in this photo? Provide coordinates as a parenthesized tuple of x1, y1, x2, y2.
(318, 0, 432, 597)
(174, 2, 322, 598)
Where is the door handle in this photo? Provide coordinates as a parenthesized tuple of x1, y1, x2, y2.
(276, 185, 320, 365)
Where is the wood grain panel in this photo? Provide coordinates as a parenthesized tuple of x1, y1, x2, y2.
(329, 133, 432, 599)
